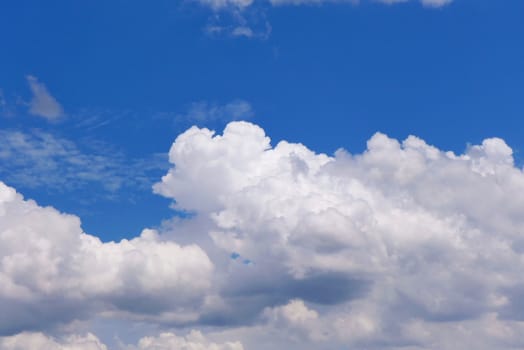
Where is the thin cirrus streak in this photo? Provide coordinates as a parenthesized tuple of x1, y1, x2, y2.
(196, 0, 452, 10)
(0, 129, 167, 194)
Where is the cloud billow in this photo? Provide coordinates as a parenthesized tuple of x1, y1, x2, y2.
(2, 121, 524, 349)
(154, 121, 524, 349)
(0, 181, 213, 336)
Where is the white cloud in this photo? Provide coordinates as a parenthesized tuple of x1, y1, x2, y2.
(129, 331, 244, 350)
(0, 331, 244, 350)
(0, 332, 108, 350)
(4, 121, 524, 349)
(195, 0, 453, 9)
(154, 121, 524, 349)
(177, 100, 254, 123)
(420, 0, 452, 7)
(231, 26, 254, 37)
(269, 0, 452, 7)
(269, 0, 357, 5)
(195, 0, 254, 10)
(26, 75, 64, 121)
(195, 0, 450, 40)
(0, 181, 213, 335)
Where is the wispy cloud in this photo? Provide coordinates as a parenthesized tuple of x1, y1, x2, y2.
(420, 0, 452, 7)
(71, 108, 133, 131)
(26, 75, 64, 121)
(0, 89, 5, 109)
(197, 0, 452, 39)
(177, 99, 254, 123)
(0, 129, 167, 195)
(237, 0, 453, 7)
(0, 89, 16, 118)
(196, 0, 272, 39)
(195, 0, 254, 11)
(0, 89, 7, 116)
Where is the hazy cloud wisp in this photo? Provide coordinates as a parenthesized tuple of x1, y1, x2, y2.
(26, 75, 64, 121)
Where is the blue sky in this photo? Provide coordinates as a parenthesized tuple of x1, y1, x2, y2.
(1, 1, 524, 349)
(2, 0, 523, 240)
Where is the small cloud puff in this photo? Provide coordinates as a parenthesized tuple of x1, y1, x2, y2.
(26, 75, 64, 121)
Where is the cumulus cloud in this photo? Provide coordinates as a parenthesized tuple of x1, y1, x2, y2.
(0, 181, 213, 335)
(26, 75, 64, 121)
(0, 331, 244, 350)
(0, 332, 108, 350)
(129, 331, 244, 350)
(153, 121, 524, 349)
(4, 121, 524, 349)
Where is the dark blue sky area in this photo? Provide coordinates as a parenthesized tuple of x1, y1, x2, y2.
(1, 0, 523, 239)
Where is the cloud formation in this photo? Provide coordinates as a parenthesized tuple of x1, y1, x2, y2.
(3, 121, 524, 349)
(154, 121, 524, 349)
(177, 100, 254, 123)
(196, 0, 254, 10)
(196, 0, 451, 39)
(197, 0, 452, 8)
(0, 129, 167, 194)
(0, 181, 213, 335)
(0, 332, 108, 350)
(0, 331, 243, 350)
(129, 331, 244, 350)
(26, 75, 64, 121)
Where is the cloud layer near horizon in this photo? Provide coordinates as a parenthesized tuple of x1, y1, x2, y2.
(2, 121, 524, 349)
(196, 0, 452, 10)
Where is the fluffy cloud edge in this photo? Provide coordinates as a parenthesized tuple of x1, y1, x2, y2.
(0, 331, 244, 350)
(0, 180, 214, 334)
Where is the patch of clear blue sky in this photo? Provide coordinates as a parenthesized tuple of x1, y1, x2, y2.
(0, 0, 523, 240)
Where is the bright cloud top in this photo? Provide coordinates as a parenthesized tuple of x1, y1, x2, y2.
(2, 121, 524, 349)
(154, 121, 524, 348)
